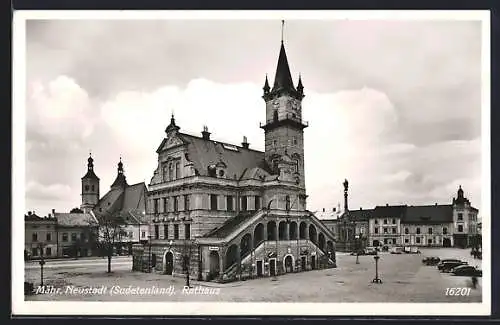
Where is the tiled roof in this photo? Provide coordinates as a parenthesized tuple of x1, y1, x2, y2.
(25, 213, 56, 222)
(346, 209, 373, 222)
(314, 209, 342, 220)
(55, 212, 97, 227)
(94, 182, 147, 225)
(403, 205, 453, 224)
(179, 133, 270, 179)
(203, 212, 254, 238)
(372, 205, 407, 219)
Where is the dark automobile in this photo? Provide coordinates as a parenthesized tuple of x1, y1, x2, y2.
(440, 261, 468, 273)
(365, 247, 378, 255)
(422, 257, 440, 266)
(452, 265, 482, 277)
(437, 259, 463, 270)
(350, 249, 366, 256)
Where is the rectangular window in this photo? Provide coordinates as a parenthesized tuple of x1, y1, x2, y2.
(71, 233, 77, 242)
(163, 197, 168, 213)
(80, 233, 86, 241)
(174, 224, 179, 239)
(458, 225, 464, 232)
(46, 247, 51, 256)
(46, 233, 51, 241)
(62, 233, 68, 242)
(416, 237, 421, 244)
(375, 220, 378, 225)
(392, 227, 397, 234)
(428, 228, 433, 234)
(32, 233, 38, 242)
(458, 213, 463, 221)
(255, 196, 261, 210)
(383, 238, 388, 244)
(32, 248, 38, 256)
(184, 195, 190, 211)
(226, 195, 234, 211)
(241, 196, 247, 211)
(175, 162, 180, 179)
(416, 228, 421, 234)
(154, 225, 159, 239)
(443, 227, 448, 235)
(210, 194, 218, 211)
(374, 228, 379, 234)
(405, 238, 409, 243)
(141, 231, 146, 239)
(384, 219, 387, 224)
(404, 228, 409, 234)
(392, 219, 396, 224)
(164, 225, 168, 239)
(428, 238, 433, 244)
(154, 199, 159, 214)
(383, 228, 388, 234)
(173, 196, 178, 212)
(185, 224, 191, 239)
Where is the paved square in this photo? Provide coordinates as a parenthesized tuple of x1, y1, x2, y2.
(25, 248, 482, 302)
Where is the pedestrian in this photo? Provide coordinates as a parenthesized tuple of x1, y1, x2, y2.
(471, 276, 478, 289)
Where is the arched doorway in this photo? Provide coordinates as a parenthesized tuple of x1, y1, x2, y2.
(254, 223, 265, 247)
(318, 233, 326, 251)
(284, 255, 293, 273)
(209, 251, 220, 280)
(278, 221, 287, 240)
(309, 224, 318, 244)
(225, 244, 238, 270)
(164, 251, 174, 275)
(240, 233, 252, 260)
(299, 222, 307, 239)
(443, 238, 451, 248)
(267, 221, 277, 240)
(289, 222, 298, 240)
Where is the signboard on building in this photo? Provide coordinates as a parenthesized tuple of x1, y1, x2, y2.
(209, 246, 219, 251)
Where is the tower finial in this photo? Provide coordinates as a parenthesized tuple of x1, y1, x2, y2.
(281, 20, 285, 43)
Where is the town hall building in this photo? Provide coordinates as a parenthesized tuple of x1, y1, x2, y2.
(132, 38, 337, 282)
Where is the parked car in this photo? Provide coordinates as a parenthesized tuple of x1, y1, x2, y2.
(404, 246, 421, 254)
(390, 247, 404, 254)
(437, 259, 463, 270)
(452, 265, 482, 277)
(422, 256, 440, 266)
(365, 247, 378, 255)
(350, 249, 366, 256)
(440, 261, 468, 273)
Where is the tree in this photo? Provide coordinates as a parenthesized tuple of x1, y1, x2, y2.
(90, 211, 127, 273)
(70, 207, 84, 213)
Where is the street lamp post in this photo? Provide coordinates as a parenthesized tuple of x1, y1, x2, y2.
(148, 234, 152, 273)
(372, 255, 382, 283)
(183, 240, 191, 288)
(355, 234, 360, 264)
(39, 243, 46, 287)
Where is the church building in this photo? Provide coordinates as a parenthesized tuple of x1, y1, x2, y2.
(132, 36, 337, 282)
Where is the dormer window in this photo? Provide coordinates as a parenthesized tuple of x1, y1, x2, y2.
(219, 170, 225, 177)
(207, 165, 217, 177)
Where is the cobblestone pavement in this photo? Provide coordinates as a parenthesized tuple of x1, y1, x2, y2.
(24, 248, 482, 302)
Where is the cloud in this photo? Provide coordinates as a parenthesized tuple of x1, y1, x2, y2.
(25, 181, 73, 201)
(23, 19, 483, 218)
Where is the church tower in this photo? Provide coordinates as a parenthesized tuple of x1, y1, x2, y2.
(261, 22, 308, 188)
(110, 157, 129, 190)
(81, 153, 100, 213)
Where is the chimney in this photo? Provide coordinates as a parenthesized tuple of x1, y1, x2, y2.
(241, 136, 249, 149)
(386, 203, 389, 207)
(28, 211, 32, 216)
(322, 208, 325, 212)
(435, 203, 438, 206)
(201, 125, 211, 140)
(52, 209, 55, 216)
(360, 207, 362, 210)
(333, 207, 336, 212)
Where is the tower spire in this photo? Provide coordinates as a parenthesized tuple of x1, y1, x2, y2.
(281, 20, 285, 43)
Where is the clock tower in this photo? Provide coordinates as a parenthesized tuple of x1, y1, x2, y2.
(261, 39, 308, 188)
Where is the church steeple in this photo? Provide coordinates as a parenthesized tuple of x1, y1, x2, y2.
(81, 152, 100, 213)
(271, 41, 296, 95)
(165, 113, 180, 135)
(111, 157, 128, 189)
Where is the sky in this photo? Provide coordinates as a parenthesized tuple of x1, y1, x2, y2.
(23, 17, 484, 217)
